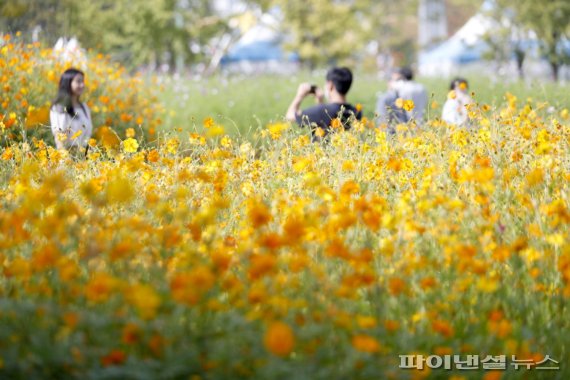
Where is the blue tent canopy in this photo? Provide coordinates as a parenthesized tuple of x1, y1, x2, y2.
(221, 40, 299, 64)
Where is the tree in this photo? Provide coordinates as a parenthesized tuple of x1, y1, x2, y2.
(249, 0, 369, 68)
(481, 2, 528, 80)
(0, 0, 229, 71)
(496, 0, 570, 81)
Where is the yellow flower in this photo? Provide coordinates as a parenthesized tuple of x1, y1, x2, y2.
(57, 132, 68, 142)
(70, 130, 83, 140)
(166, 138, 180, 154)
(403, 99, 415, 111)
(477, 276, 499, 293)
(526, 168, 544, 187)
(123, 137, 139, 153)
(267, 122, 289, 139)
(342, 160, 355, 172)
(206, 125, 224, 138)
(356, 316, 377, 329)
(126, 128, 135, 138)
(106, 177, 135, 203)
(126, 283, 161, 320)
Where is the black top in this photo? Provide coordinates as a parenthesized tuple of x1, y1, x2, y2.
(295, 103, 362, 137)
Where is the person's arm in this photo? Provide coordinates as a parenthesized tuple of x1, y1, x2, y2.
(83, 103, 92, 122)
(50, 108, 67, 150)
(286, 83, 313, 122)
(315, 88, 325, 105)
(82, 103, 93, 136)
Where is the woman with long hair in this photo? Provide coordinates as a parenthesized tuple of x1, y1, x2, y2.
(50, 68, 93, 150)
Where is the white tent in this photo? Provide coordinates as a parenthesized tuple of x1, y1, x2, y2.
(418, 2, 570, 80)
(418, 12, 492, 77)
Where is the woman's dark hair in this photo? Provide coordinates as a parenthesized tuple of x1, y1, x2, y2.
(450, 77, 468, 91)
(52, 68, 85, 116)
(326, 67, 353, 95)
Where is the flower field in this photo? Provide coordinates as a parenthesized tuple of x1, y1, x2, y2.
(0, 35, 163, 147)
(1, 38, 570, 380)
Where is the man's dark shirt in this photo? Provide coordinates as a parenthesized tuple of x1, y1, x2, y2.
(295, 103, 362, 138)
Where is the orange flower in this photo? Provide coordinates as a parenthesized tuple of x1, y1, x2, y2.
(203, 117, 214, 128)
(384, 320, 400, 332)
(31, 243, 60, 272)
(388, 277, 407, 296)
(170, 266, 215, 306)
(248, 254, 277, 280)
(101, 349, 126, 367)
(147, 149, 160, 163)
(264, 321, 295, 357)
(340, 180, 360, 197)
(331, 118, 342, 130)
(282, 216, 305, 245)
(352, 334, 380, 353)
(432, 319, 454, 338)
(62, 312, 79, 329)
(85, 273, 118, 303)
(482, 371, 503, 380)
(248, 201, 272, 228)
(149, 334, 165, 357)
(420, 276, 437, 290)
(122, 323, 140, 345)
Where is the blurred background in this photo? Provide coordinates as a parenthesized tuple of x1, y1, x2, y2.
(1, 0, 569, 81)
(1, 0, 569, 137)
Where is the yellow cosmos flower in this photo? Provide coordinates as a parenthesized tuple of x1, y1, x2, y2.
(123, 137, 139, 153)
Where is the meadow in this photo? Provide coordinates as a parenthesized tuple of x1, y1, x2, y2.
(159, 73, 569, 139)
(1, 38, 570, 380)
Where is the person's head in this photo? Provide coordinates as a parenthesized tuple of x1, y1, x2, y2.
(390, 67, 414, 82)
(398, 67, 414, 81)
(450, 77, 468, 93)
(53, 68, 85, 115)
(325, 67, 353, 98)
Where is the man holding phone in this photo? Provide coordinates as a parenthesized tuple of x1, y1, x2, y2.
(285, 67, 362, 141)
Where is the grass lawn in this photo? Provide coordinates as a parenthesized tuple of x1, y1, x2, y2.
(157, 72, 569, 138)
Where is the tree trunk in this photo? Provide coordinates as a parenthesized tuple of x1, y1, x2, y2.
(515, 49, 525, 80)
(548, 33, 560, 82)
(550, 61, 559, 82)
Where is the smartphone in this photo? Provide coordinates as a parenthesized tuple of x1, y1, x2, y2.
(309, 85, 318, 94)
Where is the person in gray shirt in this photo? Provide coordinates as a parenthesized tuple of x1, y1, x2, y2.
(376, 67, 428, 127)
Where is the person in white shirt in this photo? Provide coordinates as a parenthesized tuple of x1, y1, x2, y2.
(442, 77, 472, 126)
(50, 68, 93, 151)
